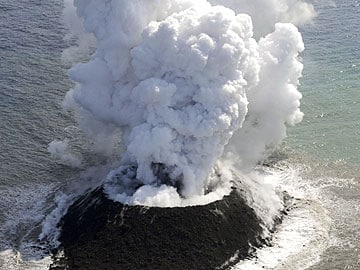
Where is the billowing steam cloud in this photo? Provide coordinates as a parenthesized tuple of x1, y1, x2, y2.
(60, 0, 314, 207)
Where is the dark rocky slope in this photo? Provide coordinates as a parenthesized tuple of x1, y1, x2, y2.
(50, 186, 267, 270)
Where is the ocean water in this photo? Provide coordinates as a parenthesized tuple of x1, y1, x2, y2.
(0, 1, 359, 270)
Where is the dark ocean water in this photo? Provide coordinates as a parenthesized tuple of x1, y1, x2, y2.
(0, 1, 359, 269)
(0, 1, 73, 186)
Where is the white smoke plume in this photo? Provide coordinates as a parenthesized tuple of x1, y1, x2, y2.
(209, 0, 315, 38)
(60, 0, 314, 207)
(61, 0, 96, 64)
(226, 22, 305, 169)
(48, 139, 83, 168)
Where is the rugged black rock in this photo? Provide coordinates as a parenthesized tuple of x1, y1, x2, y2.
(50, 186, 268, 270)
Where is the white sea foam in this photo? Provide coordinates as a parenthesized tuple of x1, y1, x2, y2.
(0, 249, 51, 270)
(0, 183, 58, 270)
(39, 163, 120, 247)
(232, 164, 332, 270)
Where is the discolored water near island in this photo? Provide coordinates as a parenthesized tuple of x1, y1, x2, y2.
(49, 185, 272, 270)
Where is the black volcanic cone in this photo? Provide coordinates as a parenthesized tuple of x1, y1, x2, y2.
(50, 186, 265, 270)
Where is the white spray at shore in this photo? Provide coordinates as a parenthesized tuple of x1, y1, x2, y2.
(56, 0, 315, 211)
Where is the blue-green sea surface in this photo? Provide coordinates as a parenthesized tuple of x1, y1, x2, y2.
(0, 1, 359, 269)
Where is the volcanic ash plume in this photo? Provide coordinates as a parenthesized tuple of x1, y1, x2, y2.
(61, 0, 314, 207)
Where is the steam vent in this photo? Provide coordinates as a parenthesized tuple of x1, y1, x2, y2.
(50, 186, 266, 270)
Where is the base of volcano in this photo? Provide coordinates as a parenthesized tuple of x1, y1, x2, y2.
(50, 186, 268, 270)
